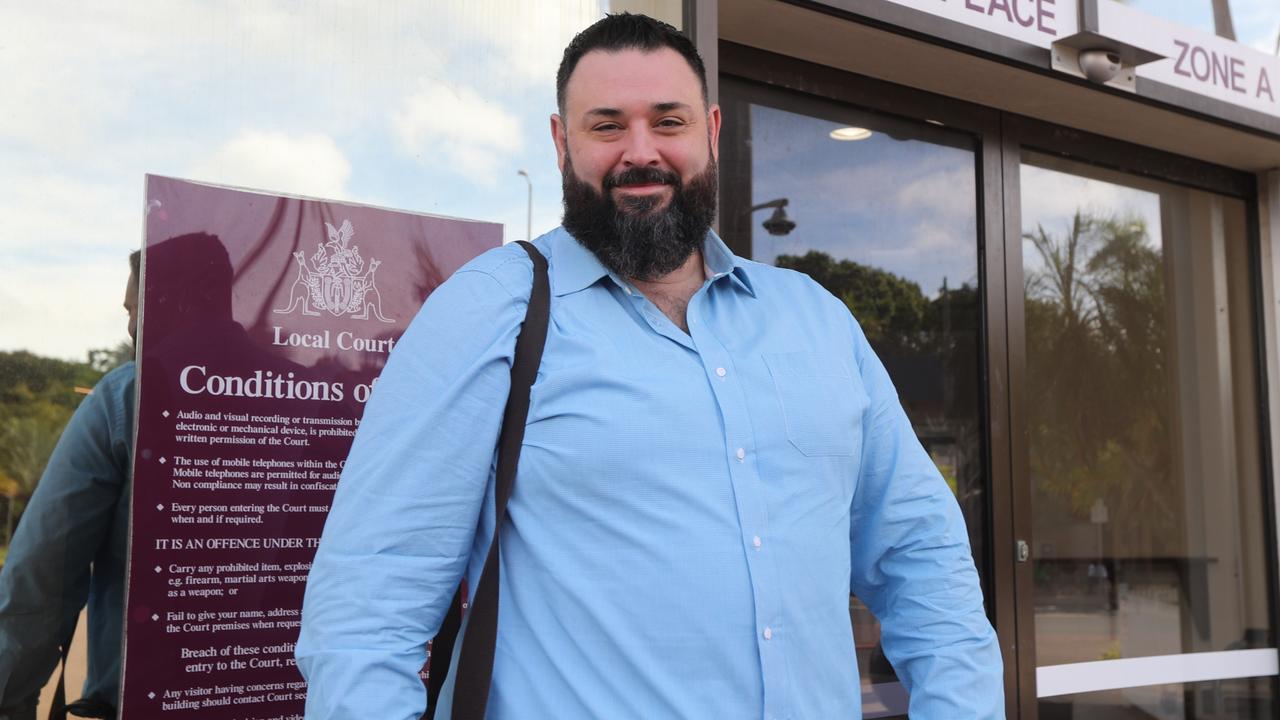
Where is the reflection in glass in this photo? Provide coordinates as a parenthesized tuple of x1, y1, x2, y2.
(1022, 153, 1272, 716)
(724, 88, 985, 719)
(1040, 677, 1273, 720)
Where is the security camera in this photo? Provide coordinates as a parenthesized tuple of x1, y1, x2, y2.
(1078, 49, 1122, 84)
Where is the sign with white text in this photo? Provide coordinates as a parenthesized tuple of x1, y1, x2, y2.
(119, 176, 499, 718)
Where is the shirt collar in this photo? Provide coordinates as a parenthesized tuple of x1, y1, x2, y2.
(551, 226, 756, 298)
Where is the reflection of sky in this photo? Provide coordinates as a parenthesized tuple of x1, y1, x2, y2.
(0, 1, 680, 361)
(1019, 162, 1163, 281)
(1126, 0, 1279, 54)
(749, 105, 978, 298)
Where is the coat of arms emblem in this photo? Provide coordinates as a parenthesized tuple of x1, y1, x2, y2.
(274, 219, 392, 322)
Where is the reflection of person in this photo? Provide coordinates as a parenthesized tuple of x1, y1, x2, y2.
(0, 251, 140, 720)
(298, 13, 1002, 719)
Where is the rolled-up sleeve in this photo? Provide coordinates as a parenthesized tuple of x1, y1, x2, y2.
(297, 262, 528, 720)
(845, 314, 1004, 719)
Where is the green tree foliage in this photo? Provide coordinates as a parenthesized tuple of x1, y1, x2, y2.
(0, 351, 107, 545)
(774, 250, 930, 355)
(1024, 211, 1172, 556)
(774, 250, 979, 358)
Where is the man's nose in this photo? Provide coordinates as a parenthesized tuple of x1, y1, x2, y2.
(620, 125, 661, 167)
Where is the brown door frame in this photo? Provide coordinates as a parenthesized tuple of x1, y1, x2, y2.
(719, 41, 1022, 718)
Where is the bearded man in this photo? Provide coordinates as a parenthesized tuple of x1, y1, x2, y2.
(297, 13, 1002, 720)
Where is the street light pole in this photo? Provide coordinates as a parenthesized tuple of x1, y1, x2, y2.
(517, 170, 532, 242)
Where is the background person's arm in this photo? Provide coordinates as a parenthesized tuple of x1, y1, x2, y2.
(0, 363, 133, 715)
(845, 314, 1005, 719)
(297, 255, 530, 720)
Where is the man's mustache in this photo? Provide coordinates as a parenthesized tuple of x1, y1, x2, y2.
(604, 167, 680, 190)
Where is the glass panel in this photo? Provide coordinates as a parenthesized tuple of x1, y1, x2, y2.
(1040, 676, 1274, 720)
(0, 2, 683, 715)
(1021, 152, 1272, 712)
(722, 85, 986, 720)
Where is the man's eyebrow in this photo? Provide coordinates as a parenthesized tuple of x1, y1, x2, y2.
(582, 102, 694, 119)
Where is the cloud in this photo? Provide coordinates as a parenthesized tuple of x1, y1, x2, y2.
(895, 166, 977, 221)
(0, 1, 615, 360)
(0, 261, 133, 361)
(187, 130, 352, 199)
(0, 172, 138, 261)
(1020, 163, 1162, 242)
(391, 81, 525, 185)
(1233, 1, 1280, 55)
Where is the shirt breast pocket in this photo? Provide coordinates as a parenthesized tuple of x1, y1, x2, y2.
(763, 351, 868, 458)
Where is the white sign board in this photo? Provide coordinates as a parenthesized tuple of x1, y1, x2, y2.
(880, 0, 1079, 49)
(1095, 0, 1279, 119)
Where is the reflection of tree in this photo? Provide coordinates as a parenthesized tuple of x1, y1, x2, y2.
(774, 251, 984, 510)
(774, 249, 978, 373)
(774, 251, 929, 355)
(0, 351, 106, 547)
(1024, 211, 1172, 555)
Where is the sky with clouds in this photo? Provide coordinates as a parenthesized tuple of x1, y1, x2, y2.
(0, 0, 682, 361)
(746, 104, 980, 299)
(1, 0, 1275, 361)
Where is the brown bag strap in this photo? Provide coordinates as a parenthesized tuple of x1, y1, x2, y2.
(446, 240, 549, 720)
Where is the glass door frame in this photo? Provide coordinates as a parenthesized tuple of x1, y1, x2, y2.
(1001, 113, 1273, 719)
(720, 40, 1276, 720)
(720, 40, 1020, 718)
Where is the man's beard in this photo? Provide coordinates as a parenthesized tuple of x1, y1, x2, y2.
(561, 153, 718, 282)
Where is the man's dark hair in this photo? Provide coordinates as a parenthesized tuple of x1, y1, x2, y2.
(556, 13, 707, 114)
(129, 249, 141, 279)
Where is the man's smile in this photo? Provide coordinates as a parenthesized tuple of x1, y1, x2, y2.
(614, 182, 670, 195)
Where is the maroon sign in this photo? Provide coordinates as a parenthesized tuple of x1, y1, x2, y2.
(121, 176, 499, 718)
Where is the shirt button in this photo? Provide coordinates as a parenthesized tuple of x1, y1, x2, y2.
(715, 367, 726, 377)
(753, 535, 762, 549)
(736, 448, 746, 461)
(763, 627, 773, 641)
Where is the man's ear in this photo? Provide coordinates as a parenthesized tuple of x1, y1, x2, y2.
(707, 103, 723, 163)
(551, 114, 568, 173)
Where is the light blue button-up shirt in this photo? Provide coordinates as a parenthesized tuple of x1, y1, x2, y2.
(297, 228, 1002, 719)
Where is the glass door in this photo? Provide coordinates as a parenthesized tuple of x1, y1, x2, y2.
(1006, 121, 1276, 719)
(720, 62, 1005, 718)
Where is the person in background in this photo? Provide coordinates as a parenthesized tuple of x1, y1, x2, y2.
(0, 251, 140, 720)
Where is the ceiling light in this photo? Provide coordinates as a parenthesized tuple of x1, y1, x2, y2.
(829, 127, 872, 141)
